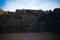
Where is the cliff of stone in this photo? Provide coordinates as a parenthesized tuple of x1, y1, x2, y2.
(0, 8, 60, 34)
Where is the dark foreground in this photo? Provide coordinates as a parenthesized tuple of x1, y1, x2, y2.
(0, 32, 60, 40)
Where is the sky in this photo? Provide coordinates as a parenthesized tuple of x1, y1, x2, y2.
(0, 0, 60, 11)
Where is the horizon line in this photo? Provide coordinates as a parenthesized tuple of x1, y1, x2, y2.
(0, 8, 60, 12)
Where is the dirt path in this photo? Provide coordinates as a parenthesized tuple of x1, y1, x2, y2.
(0, 32, 60, 40)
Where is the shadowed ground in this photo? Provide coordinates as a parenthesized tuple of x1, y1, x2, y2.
(0, 32, 60, 40)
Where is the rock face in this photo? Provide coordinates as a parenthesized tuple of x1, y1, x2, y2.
(21, 13, 38, 32)
(0, 10, 38, 33)
(0, 8, 60, 34)
(52, 8, 60, 34)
